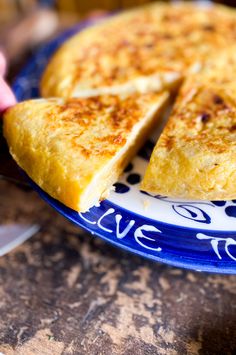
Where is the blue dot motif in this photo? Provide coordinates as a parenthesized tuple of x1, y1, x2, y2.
(127, 173, 141, 185)
(225, 206, 236, 218)
(211, 201, 226, 207)
(138, 140, 155, 161)
(124, 163, 133, 173)
(114, 182, 130, 194)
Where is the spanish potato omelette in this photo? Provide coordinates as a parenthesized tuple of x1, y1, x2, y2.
(4, 1, 236, 212)
(4, 93, 168, 212)
(41, 2, 236, 98)
(141, 48, 236, 200)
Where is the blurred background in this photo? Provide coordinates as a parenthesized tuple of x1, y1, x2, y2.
(0, 0, 235, 68)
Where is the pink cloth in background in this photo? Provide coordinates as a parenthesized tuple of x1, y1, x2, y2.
(0, 52, 16, 114)
(0, 77, 16, 113)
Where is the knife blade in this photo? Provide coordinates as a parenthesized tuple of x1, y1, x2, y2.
(0, 223, 40, 256)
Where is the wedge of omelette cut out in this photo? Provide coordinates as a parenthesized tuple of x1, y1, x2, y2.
(41, 2, 236, 99)
(141, 49, 236, 201)
(3, 92, 168, 212)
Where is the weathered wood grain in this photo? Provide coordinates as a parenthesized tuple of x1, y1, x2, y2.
(0, 181, 236, 354)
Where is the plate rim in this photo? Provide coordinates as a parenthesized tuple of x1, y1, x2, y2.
(28, 175, 236, 274)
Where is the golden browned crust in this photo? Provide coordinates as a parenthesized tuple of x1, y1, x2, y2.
(7, 2, 236, 205)
(4, 93, 168, 211)
(141, 48, 236, 200)
(41, 2, 236, 98)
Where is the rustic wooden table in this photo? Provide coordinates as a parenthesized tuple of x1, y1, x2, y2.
(0, 180, 236, 355)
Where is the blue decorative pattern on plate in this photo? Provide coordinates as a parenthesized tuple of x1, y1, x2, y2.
(13, 21, 236, 273)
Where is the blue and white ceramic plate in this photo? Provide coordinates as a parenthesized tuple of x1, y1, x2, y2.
(13, 20, 236, 273)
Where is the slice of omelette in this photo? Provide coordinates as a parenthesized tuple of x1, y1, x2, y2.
(41, 2, 236, 99)
(3, 92, 168, 212)
(141, 49, 236, 200)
